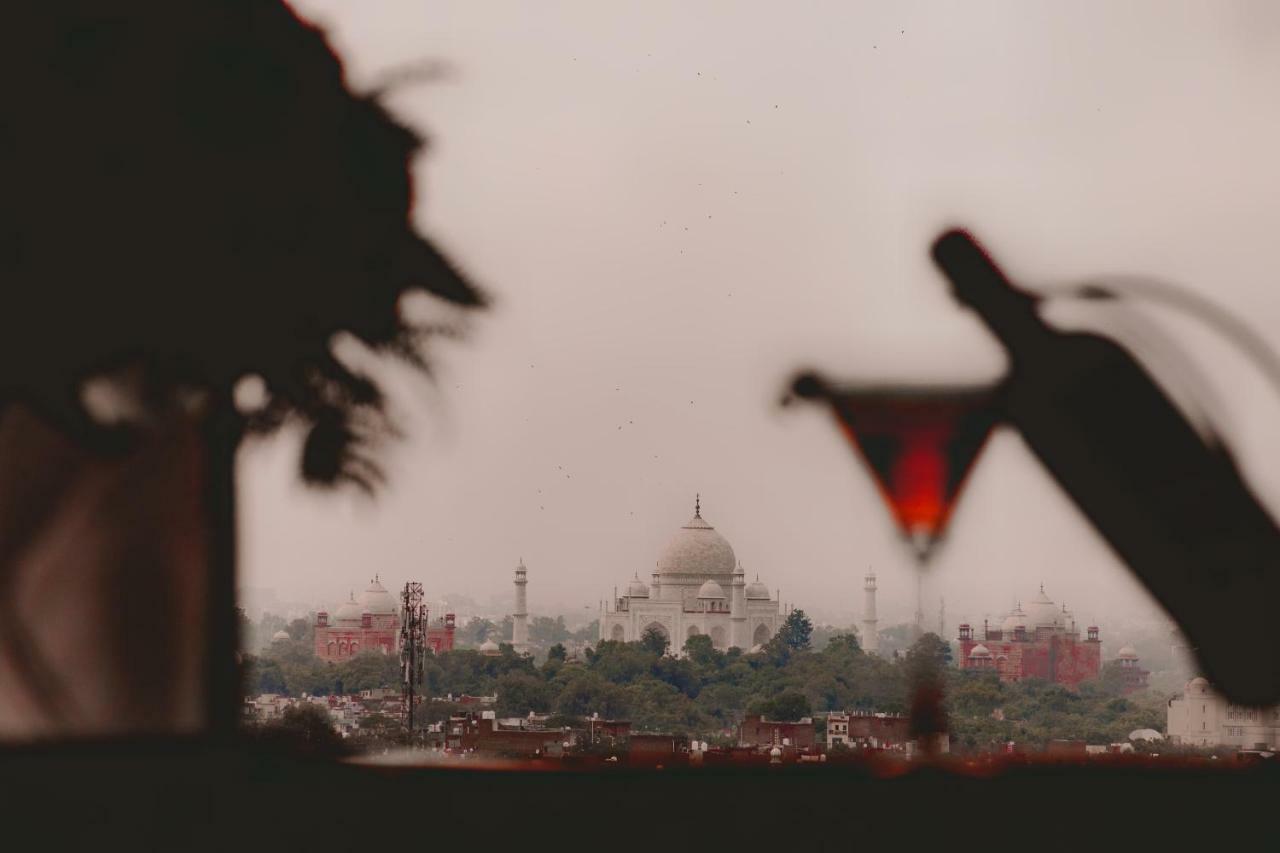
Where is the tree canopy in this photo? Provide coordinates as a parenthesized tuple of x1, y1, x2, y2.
(243, 616, 1164, 752)
(639, 626, 670, 656)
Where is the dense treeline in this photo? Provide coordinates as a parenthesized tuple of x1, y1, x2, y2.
(242, 610, 1165, 752)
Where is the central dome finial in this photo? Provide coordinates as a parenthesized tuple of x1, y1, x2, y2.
(695, 493, 701, 518)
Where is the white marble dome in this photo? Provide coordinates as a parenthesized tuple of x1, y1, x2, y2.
(479, 639, 500, 655)
(969, 643, 992, 658)
(271, 630, 290, 642)
(1026, 587, 1062, 628)
(360, 577, 397, 615)
(657, 507, 736, 577)
(334, 594, 363, 622)
(745, 577, 771, 600)
(697, 580, 726, 600)
(1117, 645, 1139, 660)
(1001, 605, 1028, 633)
(626, 575, 650, 598)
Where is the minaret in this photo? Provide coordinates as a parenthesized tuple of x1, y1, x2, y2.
(512, 558, 530, 655)
(730, 561, 747, 650)
(913, 571, 924, 640)
(938, 597, 946, 639)
(862, 570, 879, 654)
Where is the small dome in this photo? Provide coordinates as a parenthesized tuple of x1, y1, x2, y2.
(1187, 677, 1210, 695)
(657, 501, 736, 577)
(1026, 586, 1062, 629)
(334, 593, 363, 622)
(626, 574, 650, 598)
(969, 644, 992, 658)
(1001, 605, 1028, 633)
(746, 577, 771, 600)
(359, 577, 397, 615)
(478, 639, 500, 655)
(697, 580, 726, 600)
(271, 630, 290, 642)
(1117, 645, 1139, 660)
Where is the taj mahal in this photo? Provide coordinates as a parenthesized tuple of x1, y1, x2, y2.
(600, 497, 784, 652)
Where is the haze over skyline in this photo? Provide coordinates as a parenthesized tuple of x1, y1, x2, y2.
(238, 1, 1280, 639)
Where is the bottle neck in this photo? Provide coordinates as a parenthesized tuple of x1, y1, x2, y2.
(966, 292, 1056, 355)
(930, 230, 1055, 354)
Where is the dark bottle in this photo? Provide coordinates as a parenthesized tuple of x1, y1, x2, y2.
(932, 229, 1280, 705)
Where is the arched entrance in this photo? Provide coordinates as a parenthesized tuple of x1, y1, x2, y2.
(753, 623, 770, 647)
(642, 622, 670, 648)
(610, 624, 625, 642)
(710, 626, 727, 650)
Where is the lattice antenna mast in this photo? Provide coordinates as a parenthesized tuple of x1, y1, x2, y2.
(400, 581, 426, 739)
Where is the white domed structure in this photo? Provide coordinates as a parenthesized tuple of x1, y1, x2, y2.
(657, 508, 736, 577)
(697, 580, 726, 600)
(1026, 585, 1062, 629)
(1001, 604, 1028, 633)
(601, 496, 782, 653)
(316, 581, 407, 661)
(334, 593, 363, 624)
(359, 576, 397, 616)
(271, 629, 290, 642)
(479, 639, 500, 656)
(1117, 645, 1139, 661)
(959, 585, 1103, 687)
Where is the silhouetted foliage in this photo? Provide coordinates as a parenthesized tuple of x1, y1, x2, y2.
(246, 703, 348, 757)
(2, 3, 484, 487)
(905, 633, 951, 740)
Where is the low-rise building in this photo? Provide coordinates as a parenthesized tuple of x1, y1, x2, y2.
(439, 711, 574, 756)
(738, 714, 816, 749)
(825, 711, 912, 750)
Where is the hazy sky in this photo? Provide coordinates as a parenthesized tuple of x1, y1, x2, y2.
(238, 1, 1280, 637)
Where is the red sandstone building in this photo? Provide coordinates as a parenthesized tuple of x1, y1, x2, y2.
(957, 586, 1101, 687)
(1112, 645, 1150, 694)
(314, 577, 456, 662)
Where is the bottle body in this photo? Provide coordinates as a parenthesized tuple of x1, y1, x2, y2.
(934, 230, 1280, 704)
